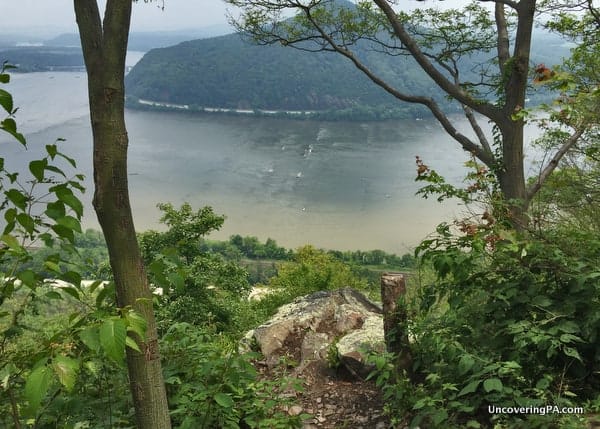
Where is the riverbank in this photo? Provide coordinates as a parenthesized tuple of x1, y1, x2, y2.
(126, 96, 432, 121)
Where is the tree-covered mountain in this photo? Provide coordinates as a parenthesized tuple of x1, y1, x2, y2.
(0, 46, 85, 72)
(0, 27, 232, 72)
(125, 31, 440, 118)
(125, 27, 571, 119)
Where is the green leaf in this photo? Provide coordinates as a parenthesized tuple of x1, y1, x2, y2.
(57, 151, 77, 168)
(168, 272, 185, 292)
(0, 73, 9, 83)
(458, 380, 480, 397)
(56, 215, 82, 233)
(483, 378, 503, 393)
(62, 271, 82, 287)
(46, 201, 66, 220)
(4, 207, 16, 223)
(125, 310, 147, 341)
(29, 159, 47, 182)
(1, 117, 16, 132)
(563, 346, 582, 362)
(126, 336, 142, 353)
(99, 318, 127, 364)
(556, 321, 579, 334)
(79, 326, 101, 352)
(17, 269, 37, 289)
(559, 333, 583, 344)
(44, 164, 66, 177)
(1, 234, 22, 251)
(58, 192, 84, 219)
(5, 188, 28, 210)
(51, 224, 75, 243)
(60, 286, 81, 300)
(0, 88, 13, 114)
(51, 355, 79, 391)
(16, 213, 35, 234)
(531, 295, 552, 307)
(458, 355, 475, 375)
(88, 280, 105, 294)
(45, 291, 63, 300)
(43, 260, 61, 273)
(214, 392, 234, 408)
(46, 144, 57, 158)
(96, 282, 115, 307)
(535, 377, 550, 390)
(25, 365, 53, 413)
(0, 118, 25, 145)
(432, 409, 449, 426)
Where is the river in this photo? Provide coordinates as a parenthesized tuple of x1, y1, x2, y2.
(0, 71, 543, 253)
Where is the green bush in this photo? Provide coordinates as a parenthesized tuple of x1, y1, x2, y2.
(161, 323, 307, 429)
(368, 223, 599, 428)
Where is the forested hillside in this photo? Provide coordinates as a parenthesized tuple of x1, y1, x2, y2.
(125, 32, 445, 118)
(125, 29, 569, 119)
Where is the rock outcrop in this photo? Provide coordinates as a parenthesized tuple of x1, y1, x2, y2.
(241, 288, 385, 378)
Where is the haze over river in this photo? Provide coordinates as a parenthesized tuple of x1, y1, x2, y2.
(1, 71, 544, 253)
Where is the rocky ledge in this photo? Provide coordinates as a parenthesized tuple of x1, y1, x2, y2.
(241, 288, 391, 428)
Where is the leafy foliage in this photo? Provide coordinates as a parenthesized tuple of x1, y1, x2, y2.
(162, 323, 306, 429)
(0, 64, 144, 428)
(365, 125, 599, 427)
(139, 203, 251, 333)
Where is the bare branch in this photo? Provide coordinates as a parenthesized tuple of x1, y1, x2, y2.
(463, 105, 494, 157)
(301, 8, 496, 168)
(526, 128, 585, 203)
(371, 0, 502, 123)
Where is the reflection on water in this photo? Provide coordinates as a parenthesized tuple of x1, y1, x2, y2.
(2, 72, 487, 253)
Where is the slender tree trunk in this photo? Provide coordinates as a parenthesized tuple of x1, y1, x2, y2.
(497, 118, 529, 229)
(74, 1, 171, 428)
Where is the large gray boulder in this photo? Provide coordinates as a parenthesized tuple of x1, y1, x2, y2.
(241, 288, 385, 378)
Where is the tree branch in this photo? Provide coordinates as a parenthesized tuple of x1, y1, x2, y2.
(463, 105, 494, 158)
(526, 128, 585, 203)
(371, 0, 502, 123)
(302, 9, 496, 168)
(495, 3, 510, 75)
(103, 0, 133, 77)
(74, 0, 104, 70)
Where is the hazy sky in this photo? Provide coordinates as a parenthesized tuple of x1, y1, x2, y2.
(0, 0, 234, 35)
(1, 0, 475, 37)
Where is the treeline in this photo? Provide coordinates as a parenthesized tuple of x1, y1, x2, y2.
(4, 229, 414, 286)
(199, 233, 414, 267)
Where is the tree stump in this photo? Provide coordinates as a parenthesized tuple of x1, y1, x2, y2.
(381, 273, 413, 379)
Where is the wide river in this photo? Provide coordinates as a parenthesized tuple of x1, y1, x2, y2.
(0, 71, 543, 253)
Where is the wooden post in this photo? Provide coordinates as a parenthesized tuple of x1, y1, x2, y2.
(381, 272, 413, 378)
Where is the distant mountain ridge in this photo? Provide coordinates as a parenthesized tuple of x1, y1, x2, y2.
(45, 26, 232, 51)
(0, 26, 232, 72)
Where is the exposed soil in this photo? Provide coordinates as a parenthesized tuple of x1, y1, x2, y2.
(254, 329, 393, 429)
(292, 360, 391, 429)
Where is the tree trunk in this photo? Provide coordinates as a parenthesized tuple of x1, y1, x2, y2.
(497, 118, 529, 229)
(380, 273, 413, 379)
(74, 1, 171, 428)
